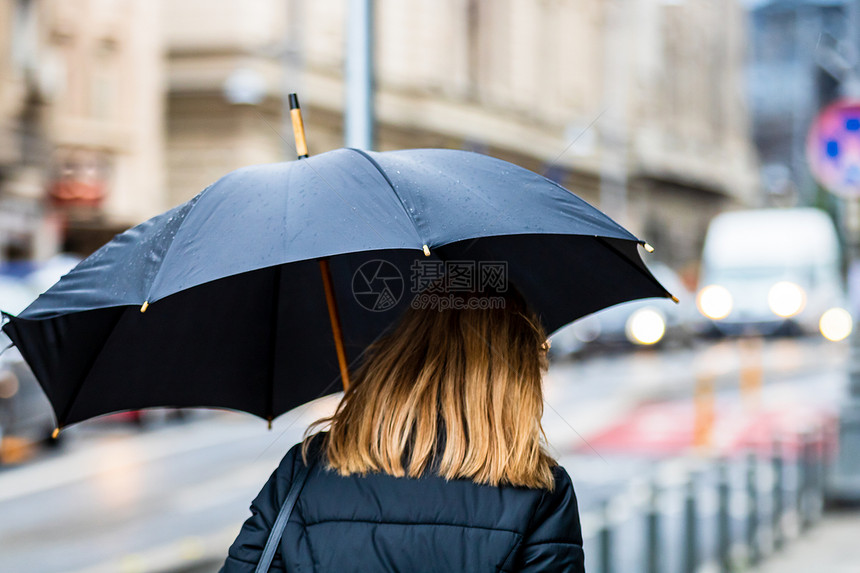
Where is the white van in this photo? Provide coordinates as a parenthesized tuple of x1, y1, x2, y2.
(696, 208, 852, 339)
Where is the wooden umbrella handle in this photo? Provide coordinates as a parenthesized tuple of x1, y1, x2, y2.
(289, 93, 350, 391)
(319, 259, 351, 390)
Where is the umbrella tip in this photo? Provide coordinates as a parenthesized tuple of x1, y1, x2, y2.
(643, 243, 655, 253)
(52, 427, 60, 439)
(670, 294, 679, 304)
(423, 244, 430, 256)
(140, 301, 149, 313)
(267, 417, 273, 430)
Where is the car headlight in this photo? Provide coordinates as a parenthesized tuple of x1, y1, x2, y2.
(767, 281, 806, 318)
(819, 307, 853, 342)
(697, 285, 732, 320)
(625, 308, 666, 345)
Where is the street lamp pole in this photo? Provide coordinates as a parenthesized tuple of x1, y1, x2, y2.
(830, 0, 860, 501)
(599, 0, 628, 226)
(345, 0, 374, 150)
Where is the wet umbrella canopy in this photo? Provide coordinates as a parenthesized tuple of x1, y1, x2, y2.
(2, 147, 671, 428)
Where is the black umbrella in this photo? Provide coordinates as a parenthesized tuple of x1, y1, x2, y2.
(2, 97, 672, 431)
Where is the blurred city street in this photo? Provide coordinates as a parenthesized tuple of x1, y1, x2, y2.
(2, 0, 860, 572)
(0, 335, 851, 573)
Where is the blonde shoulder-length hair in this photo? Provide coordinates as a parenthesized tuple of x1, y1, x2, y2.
(303, 284, 556, 490)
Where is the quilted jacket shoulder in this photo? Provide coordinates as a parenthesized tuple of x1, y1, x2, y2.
(221, 439, 585, 572)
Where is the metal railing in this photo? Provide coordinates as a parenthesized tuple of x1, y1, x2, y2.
(583, 425, 833, 573)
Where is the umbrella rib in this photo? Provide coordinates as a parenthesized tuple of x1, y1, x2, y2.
(266, 264, 284, 426)
(346, 148, 426, 247)
(594, 237, 673, 299)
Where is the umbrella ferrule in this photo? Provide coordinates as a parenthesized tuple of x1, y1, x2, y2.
(289, 93, 309, 159)
(423, 244, 430, 256)
(140, 301, 149, 313)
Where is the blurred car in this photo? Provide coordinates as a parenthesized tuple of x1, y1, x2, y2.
(0, 275, 58, 456)
(28, 253, 82, 295)
(0, 273, 37, 318)
(3, 256, 165, 441)
(549, 262, 694, 358)
(0, 348, 57, 445)
(695, 208, 851, 340)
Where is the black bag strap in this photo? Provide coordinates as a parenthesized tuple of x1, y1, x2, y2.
(255, 456, 314, 573)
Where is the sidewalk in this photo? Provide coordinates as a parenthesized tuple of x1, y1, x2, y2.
(750, 508, 860, 573)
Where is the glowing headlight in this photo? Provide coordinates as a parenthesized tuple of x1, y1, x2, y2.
(625, 308, 666, 345)
(767, 281, 806, 318)
(697, 285, 732, 320)
(819, 308, 853, 342)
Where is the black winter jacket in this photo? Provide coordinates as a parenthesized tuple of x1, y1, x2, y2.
(221, 440, 585, 572)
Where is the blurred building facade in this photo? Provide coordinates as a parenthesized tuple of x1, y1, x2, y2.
(0, 0, 164, 260)
(162, 0, 758, 273)
(161, 0, 289, 209)
(2, 1, 759, 269)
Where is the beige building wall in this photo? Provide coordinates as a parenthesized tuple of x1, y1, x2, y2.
(42, 0, 166, 238)
(161, 0, 288, 208)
